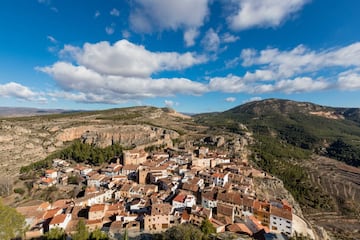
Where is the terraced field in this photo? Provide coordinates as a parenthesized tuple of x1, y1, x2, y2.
(303, 156, 360, 239)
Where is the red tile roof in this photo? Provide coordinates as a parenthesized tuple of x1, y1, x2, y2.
(173, 194, 186, 203)
(212, 172, 225, 178)
(49, 214, 67, 225)
(89, 204, 105, 212)
(43, 208, 62, 220)
(270, 205, 292, 220)
(227, 223, 252, 235)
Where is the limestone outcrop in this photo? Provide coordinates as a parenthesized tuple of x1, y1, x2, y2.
(0, 107, 186, 177)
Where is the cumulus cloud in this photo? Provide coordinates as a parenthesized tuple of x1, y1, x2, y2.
(0, 82, 43, 101)
(110, 8, 120, 17)
(221, 33, 240, 43)
(338, 70, 360, 90)
(228, 0, 310, 31)
(184, 28, 200, 47)
(130, 0, 209, 45)
(36, 37, 360, 104)
(239, 42, 360, 80)
(209, 75, 247, 93)
(201, 28, 220, 52)
(209, 74, 329, 94)
(59, 39, 207, 77)
(243, 70, 275, 82)
(272, 77, 329, 93)
(37, 39, 209, 104)
(225, 97, 236, 102)
(39, 63, 208, 103)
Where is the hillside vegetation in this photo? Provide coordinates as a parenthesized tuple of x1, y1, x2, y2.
(196, 98, 360, 167)
(195, 98, 360, 239)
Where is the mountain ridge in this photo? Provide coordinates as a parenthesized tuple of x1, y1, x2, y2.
(195, 98, 360, 239)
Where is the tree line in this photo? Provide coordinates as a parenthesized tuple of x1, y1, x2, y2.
(20, 140, 123, 174)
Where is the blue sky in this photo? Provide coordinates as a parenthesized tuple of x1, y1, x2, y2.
(1, 0, 360, 113)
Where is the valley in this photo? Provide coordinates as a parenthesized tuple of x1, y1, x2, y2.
(1, 99, 360, 239)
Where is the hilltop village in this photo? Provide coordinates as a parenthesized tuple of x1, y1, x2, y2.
(16, 144, 296, 240)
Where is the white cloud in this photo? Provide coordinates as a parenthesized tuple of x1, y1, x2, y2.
(0, 82, 42, 101)
(228, 0, 310, 31)
(37, 38, 360, 104)
(240, 48, 257, 67)
(243, 70, 275, 82)
(60, 39, 207, 78)
(243, 96, 262, 103)
(164, 100, 179, 108)
(240, 42, 360, 79)
(201, 28, 220, 52)
(225, 97, 236, 102)
(38, 62, 208, 103)
(209, 74, 329, 94)
(184, 28, 199, 47)
(271, 77, 329, 93)
(221, 33, 240, 43)
(338, 70, 360, 90)
(37, 39, 209, 104)
(209, 75, 248, 93)
(110, 8, 120, 17)
(130, 0, 209, 45)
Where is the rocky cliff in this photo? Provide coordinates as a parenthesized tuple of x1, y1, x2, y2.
(0, 107, 189, 176)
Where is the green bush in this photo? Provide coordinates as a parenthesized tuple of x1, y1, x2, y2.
(13, 188, 25, 195)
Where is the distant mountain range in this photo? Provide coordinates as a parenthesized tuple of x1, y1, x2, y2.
(0, 107, 81, 117)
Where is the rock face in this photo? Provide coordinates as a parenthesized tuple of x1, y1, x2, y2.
(81, 125, 179, 148)
(55, 124, 179, 148)
(253, 177, 303, 216)
(0, 107, 188, 177)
